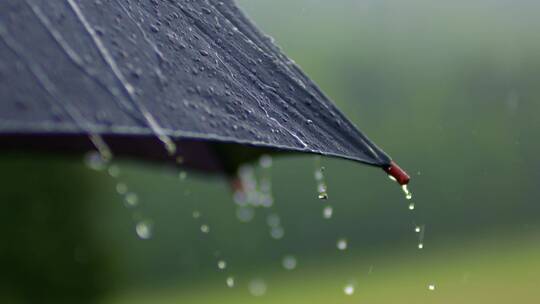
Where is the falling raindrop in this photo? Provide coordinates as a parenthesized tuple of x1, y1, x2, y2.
(236, 206, 255, 222)
(266, 213, 281, 227)
(107, 165, 120, 177)
(418, 243, 424, 249)
(84, 151, 108, 171)
(248, 279, 267, 297)
(402, 184, 413, 200)
(408, 203, 415, 210)
(217, 260, 227, 270)
(428, 284, 436, 291)
(415, 226, 422, 233)
(337, 238, 348, 251)
(192, 210, 201, 219)
(124, 192, 139, 207)
(200, 224, 210, 233)
(270, 226, 285, 239)
(135, 221, 153, 239)
(282, 255, 297, 270)
(343, 284, 355, 295)
(259, 154, 272, 168)
(314, 157, 329, 200)
(323, 206, 333, 219)
(179, 171, 188, 180)
(116, 182, 128, 195)
(226, 276, 235, 288)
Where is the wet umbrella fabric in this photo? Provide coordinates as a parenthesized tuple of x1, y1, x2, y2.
(0, 0, 404, 181)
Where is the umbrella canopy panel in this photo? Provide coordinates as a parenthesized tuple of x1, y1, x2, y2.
(0, 0, 392, 174)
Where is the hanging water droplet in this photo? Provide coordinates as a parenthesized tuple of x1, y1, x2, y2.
(323, 206, 333, 219)
(248, 279, 267, 297)
(200, 224, 210, 233)
(124, 192, 139, 207)
(135, 221, 153, 239)
(408, 203, 415, 210)
(428, 283, 436, 290)
(337, 238, 348, 250)
(343, 284, 355, 295)
(282, 255, 297, 270)
(217, 260, 227, 270)
(402, 184, 412, 200)
(418, 243, 424, 249)
(226, 276, 235, 288)
(192, 210, 201, 219)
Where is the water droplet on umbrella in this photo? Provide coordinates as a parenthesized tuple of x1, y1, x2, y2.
(282, 255, 297, 270)
(226, 276, 235, 288)
(337, 238, 348, 250)
(135, 221, 152, 239)
(343, 284, 355, 295)
(248, 279, 267, 296)
(323, 206, 333, 219)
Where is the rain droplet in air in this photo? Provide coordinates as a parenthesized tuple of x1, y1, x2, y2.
(200, 224, 210, 233)
(270, 226, 284, 239)
(418, 243, 424, 249)
(323, 206, 333, 219)
(344, 284, 355, 295)
(428, 284, 436, 291)
(84, 151, 108, 171)
(217, 260, 227, 270)
(116, 183, 128, 195)
(408, 203, 415, 210)
(179, 171, 187, 181)
(337, 238, 348, 251)
(107, 165, 120, 177)
(282, 255, 297, 270)
(415, 226, 422, 233)
(314, 157, 329, 200)
(248, 279, 267, 297)
(124, 192, 139, 207)
(135, 221, 153, 239)
(192, 210, 201, 219)
(226, 276, 235, 288)
(402, 184, 412, 200)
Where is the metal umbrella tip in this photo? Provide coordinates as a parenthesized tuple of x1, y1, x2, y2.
(384, 161, 410, 185)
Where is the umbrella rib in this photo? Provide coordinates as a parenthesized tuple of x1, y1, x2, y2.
(65, 0, 177, 156)
(0, 19, 113, 159)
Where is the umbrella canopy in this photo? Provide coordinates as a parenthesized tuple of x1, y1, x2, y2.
(0, 0, 408, 183)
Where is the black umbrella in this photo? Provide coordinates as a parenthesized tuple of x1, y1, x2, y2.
(0, 0, 409, 185)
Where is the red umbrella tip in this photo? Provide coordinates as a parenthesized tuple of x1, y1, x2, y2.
(384, 161, 410, 185)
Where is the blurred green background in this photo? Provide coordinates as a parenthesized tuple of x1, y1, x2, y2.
(2, 0, 540, 303)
